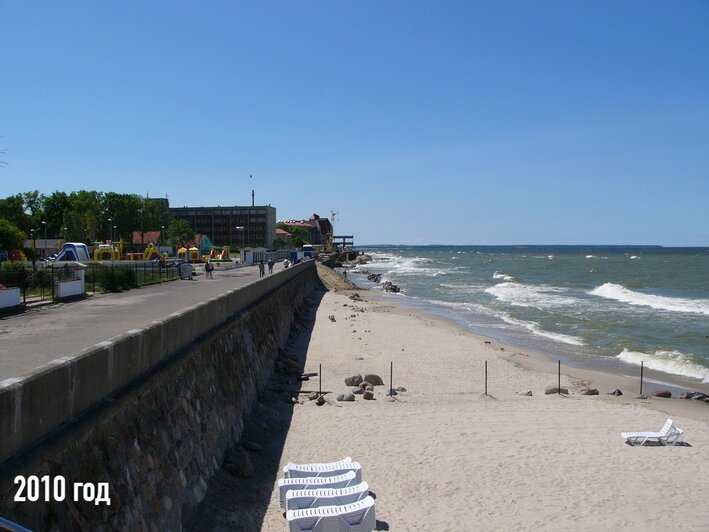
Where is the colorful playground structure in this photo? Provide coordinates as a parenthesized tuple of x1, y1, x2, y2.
(177, 245, 200, 262)
(126, 243, 167, 261)
(54, 242, 92, 262)
(93, 241, 121, 261)
(207, 246, 231, 262)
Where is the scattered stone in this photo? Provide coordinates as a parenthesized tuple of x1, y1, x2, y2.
(484, 341, 491, 344)
(363, 374, 384, 386)
(382, 281, 400, 293)
(636, 394, 648, 400)
(349, 293, 363, 301)
(307, 392, 319, 401)
(328, 315, 336, 322)
(345, 374, 363, 386)
(336, 392, 355, 402)
(517, 390, 533, 396)
(544, 386, 569, 395)
(352, 387, 364, 394)
(396, 386, 407, 392)
(367, 273, 382, 283)
(315, 395, 326, 406)
(680, 391, 708, 401)
(354, 356, 364, 361)
(580, 388, 599, 396)
(652, 389, 672, 398)
(608, 389, 623, 396)
(360, 380, 372, 389)
(363, 390, 375, 400)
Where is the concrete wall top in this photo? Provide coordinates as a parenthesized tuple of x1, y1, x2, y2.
(0, 260, 316, 465)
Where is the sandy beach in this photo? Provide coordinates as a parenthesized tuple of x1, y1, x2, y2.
(193, 268, 709, 531)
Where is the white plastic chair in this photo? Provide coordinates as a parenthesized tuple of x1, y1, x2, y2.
(283, 457, 353, 478)
(285, 481, 369, 511)
(621, 418, 684, 446)
(284, 459, 362, 484)
(286, 495, 376, 532)
(278, 471, 358, 509)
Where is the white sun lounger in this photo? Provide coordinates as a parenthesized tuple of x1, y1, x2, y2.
(278, 471, 358, 509)
(285, 481, 370, 511)
(283, 457, 353, 478)
(286, 495, 376, 532)
(621, 418, 684, 446)
(284, 460, 362, 484)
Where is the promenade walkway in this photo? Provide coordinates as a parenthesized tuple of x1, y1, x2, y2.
(0, 263, 284, 381)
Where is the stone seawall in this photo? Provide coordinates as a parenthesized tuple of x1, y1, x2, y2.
(0, 261, 320, 530)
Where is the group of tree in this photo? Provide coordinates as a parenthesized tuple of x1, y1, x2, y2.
(276, 223, 310, 248)
(0, 191, 172, 246)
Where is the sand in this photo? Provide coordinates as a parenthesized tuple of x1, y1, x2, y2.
(192, 274, 709, 531)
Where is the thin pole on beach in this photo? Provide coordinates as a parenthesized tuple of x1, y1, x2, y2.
(640, 361, 644, 396)
(484, 360, 488, 396)
(319, 363, 322, 397)
(389, 361, 393, 396)
(558, 360, 561, 395)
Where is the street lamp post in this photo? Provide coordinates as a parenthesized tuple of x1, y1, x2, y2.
(235, 226, 245, 264)
(113, 226, 117, 260)
(41, 221, 47, 260)
(108, 218, 112, 243)
(161, 225, 165, 247)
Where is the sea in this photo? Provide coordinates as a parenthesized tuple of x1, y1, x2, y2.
(347, 245, 709, 390)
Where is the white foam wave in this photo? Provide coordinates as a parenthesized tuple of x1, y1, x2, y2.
(501, 315, 585, 346)
(617, 349, 709, 383)
(485, 282, 577, 309)
(630, 255, 640, 260)
(492, 271, 515, 282)
(586, 255, 595, 259)
(589, 283, 709, 315)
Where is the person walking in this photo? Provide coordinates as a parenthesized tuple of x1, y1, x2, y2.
(267, 257, 274, 274)
(205, 261, 214, 279)
(258, 260, 265, 278)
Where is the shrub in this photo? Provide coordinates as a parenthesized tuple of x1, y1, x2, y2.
(96, 266, 139, 292)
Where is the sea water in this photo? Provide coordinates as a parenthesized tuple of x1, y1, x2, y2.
(349, 246, 709, 389)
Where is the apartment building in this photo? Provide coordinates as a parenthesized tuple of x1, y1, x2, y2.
(169, 205, 276, 249)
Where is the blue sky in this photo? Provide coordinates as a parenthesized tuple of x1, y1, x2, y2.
(2, 1, 708, 245)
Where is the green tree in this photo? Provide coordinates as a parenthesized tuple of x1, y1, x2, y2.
(22, 190, 46, 232)
(277, 223, 310, 247)
(102, 192, 144, 242)
(69, 190, 104, 242)
(43, 191, 70, 238)
(0, 194, 27, 230)
(0, 218, 26, 251)
(167, 219, 195, 247)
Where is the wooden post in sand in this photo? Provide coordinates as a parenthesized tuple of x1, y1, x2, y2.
(640, 361, 644, 396)
(484, 360, 488, 396)
(319, 363, 322, 396)
(389, 361, 393, 396)
(558, 360, 561, 395)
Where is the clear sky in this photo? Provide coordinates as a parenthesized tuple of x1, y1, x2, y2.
(2, 1, 708, 246)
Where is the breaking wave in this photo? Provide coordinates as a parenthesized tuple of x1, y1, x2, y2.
(617, 349, 709, 383)
(590, 283, 709, 315)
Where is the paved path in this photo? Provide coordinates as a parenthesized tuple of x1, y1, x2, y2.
(0, 264, 285, 381)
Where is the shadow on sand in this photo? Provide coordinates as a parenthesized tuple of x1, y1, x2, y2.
(187, 287, 327, 531)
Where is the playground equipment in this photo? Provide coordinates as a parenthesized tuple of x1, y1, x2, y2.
(177, 245, 200, 262)
(143, 243, 166, 261)
(208, 246, 231, 262)
(93, 242, 120, 261)
(54, 243, 91, 262)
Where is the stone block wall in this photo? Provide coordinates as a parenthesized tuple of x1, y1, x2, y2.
(0, 262, 319, 530)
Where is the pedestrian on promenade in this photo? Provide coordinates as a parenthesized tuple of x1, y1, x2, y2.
(259, 260, 265, 278)
(267, 257, 274, 274)
(205, 261, 214, 279)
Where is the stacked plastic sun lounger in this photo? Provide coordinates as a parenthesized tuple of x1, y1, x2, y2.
(278, 458, 375, 532)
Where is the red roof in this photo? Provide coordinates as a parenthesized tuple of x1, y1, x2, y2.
(132, 230, 162, 244)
